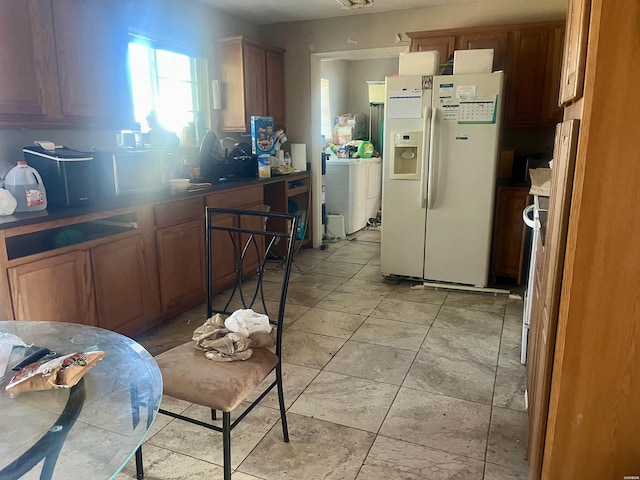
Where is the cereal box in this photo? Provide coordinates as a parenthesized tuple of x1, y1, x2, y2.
(250, 116, 275, 155)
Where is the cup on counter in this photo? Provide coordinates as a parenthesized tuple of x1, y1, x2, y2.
(169, 178, 190, 193)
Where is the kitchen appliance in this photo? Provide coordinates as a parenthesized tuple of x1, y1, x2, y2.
(92, 149, 170, 199)
(380, 72, 504, 287)
(23, 145, 94, 206)
(198, 132, 257, 182)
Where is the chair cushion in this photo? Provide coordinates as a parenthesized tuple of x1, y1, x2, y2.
(155, 341, 279, 412)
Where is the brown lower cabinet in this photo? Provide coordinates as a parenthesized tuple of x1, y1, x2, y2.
(92, 235, 161, 333)
(156, 219, 206, 312)
(491, 186, 529, 283)
(8, 250, 97, 325)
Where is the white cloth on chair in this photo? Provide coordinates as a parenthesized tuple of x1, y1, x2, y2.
(224, 309, 272, 336)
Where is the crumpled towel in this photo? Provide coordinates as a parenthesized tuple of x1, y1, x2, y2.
(193, 312, 275, 362)
(224, 309, 272, 336)
(0, 189, 17, 215)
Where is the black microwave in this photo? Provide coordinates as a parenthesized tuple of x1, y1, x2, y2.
(93, 149, 171, 198)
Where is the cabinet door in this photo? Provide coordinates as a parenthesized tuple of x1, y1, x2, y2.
(242, 41, 267, 126)
(527, 119, 579, 480)
(409, 35, 456, 61)
(8, 251, 96, 325)
(52, 0, 132, 125)
(457, 31, 508, 71)
(543, 26, 565, 123)
(505, 27, 551, 126)
(91, 236, 160, 334)
(265, 48, 286, 130)
(210, 212, 238, 294)
(491, 186, 529, 282)
(559, 0, 591, 105)
(0, 0, 60, 122)
(156, 220, 206, 311)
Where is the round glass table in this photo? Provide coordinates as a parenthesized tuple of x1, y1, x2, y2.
(0, 321, 162, 480)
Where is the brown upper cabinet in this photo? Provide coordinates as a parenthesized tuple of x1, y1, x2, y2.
(407, 21, 565, 128)
(219, 36, 286, 132)
(0, 0, 133, 129)
(559, 0, 590, 105)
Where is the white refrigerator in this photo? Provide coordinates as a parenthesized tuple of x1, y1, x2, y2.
(380, 72, 504, 287)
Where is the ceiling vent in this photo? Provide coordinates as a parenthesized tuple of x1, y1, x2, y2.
(335, 0, 374, 10)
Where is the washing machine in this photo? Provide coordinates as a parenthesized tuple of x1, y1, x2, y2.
(325, 158, 367, 235)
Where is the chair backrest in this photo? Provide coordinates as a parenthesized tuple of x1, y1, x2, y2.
(205, 207, 298, 357)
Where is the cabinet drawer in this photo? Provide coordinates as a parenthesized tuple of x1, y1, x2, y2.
(206, 185, 263, 209)
(154, 197, 204, 227)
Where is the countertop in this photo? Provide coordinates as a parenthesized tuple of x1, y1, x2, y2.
(0, 172, 309, 231)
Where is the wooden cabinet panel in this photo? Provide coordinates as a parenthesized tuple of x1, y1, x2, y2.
(543, 26, 565, 123)
(559, 0, 590, 105)
(52, 0, 132, 125)
(220, 37, 285, 132)
(408, 34, 456, 61)
(265, 47, 286, 129)
(156, 219, 206, 311)
(91, 235, 160, 334)
(492, 186, 529, 282)
(8, 251, 96, 325)
(505, 27, 550, 125)
(527, 119, 579, 479)
(0, 0, 61, 123)
(154, 197, 203, 227)
(456, 32, 508, 71)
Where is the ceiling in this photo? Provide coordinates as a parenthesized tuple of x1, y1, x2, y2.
(197, 0, 478, 25)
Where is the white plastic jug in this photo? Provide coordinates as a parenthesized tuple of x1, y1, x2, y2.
(4, 161, 47, 212)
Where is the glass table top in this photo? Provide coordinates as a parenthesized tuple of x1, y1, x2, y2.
(0, 321, 162, 480)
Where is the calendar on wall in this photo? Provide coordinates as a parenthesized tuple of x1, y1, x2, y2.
(457, 95, 498, 124)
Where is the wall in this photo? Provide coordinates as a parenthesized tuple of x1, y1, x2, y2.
(320, 60, 349, 127)
(0, 0, 260, 167)
(261, 0, 566, 148)
(347, 58, 398, 115)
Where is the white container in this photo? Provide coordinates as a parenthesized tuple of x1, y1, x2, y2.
(325, 214, 346, 239)
(453, 49, 494, 74)
(399, 51, 441, 76)
(4, 161, 47, 212)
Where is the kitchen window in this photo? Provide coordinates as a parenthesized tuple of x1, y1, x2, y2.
(128, 37, 203, 139)
(320, 78, 333, 143)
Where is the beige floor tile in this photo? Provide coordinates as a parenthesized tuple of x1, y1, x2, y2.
(484, 462, 528, 480)
(380, 387, 491, 461)
(148, 403, 280, 469)
(243, 362, 320, 410)
(498, 333, 523, 370)
(289, 371, 399, 432)
(443, 292, 507, 314)
(238, 413, 375, 480)
(493, 366, 526, 411)
(336, 277, 397, 296)
(355, 230, 381, 243)
(289, 272, 348, 291)
(264, 281, 330, 307)
(145, 314, 201, 341)
(387, 283, 449, 305)
(281, 330, 346, 369)
(326, 243, 380, 265)
(315, 291, 384, 316)
(286, 307, 366, 339)
(486, 407, 529, 472)
(116, 443, 223, 480)
(309, 261, 364, 278)
(356, 435, 484, 480)
(367, 253, 381, 266)
(503, 314, 523, 339)
(434, 306, 504, 337)
(370, 297, 441, 325)
(325, 340, 415, 385)
(353, 264, 387, 283)
(351, 316, 430, 352)
(505, 297, 524, 316)
(134, 334, 181, 357)
(404, 325, 499, 404)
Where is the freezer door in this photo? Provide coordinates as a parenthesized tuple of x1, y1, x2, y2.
(423, 72, 505, 286)
(380, 75, 432, 278)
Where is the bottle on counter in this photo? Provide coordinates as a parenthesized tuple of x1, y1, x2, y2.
(4, 161, 47, 212)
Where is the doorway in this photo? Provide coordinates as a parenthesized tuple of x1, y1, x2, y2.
(309, 46, 408, 247)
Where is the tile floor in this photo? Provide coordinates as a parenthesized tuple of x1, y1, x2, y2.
(117, 228, 528, 480)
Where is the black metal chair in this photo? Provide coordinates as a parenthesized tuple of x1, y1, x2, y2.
(136, 207, 297, 480)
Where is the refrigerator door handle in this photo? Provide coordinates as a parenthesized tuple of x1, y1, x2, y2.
(427, 106, 438, 210)
(419, 106, 432, 209)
